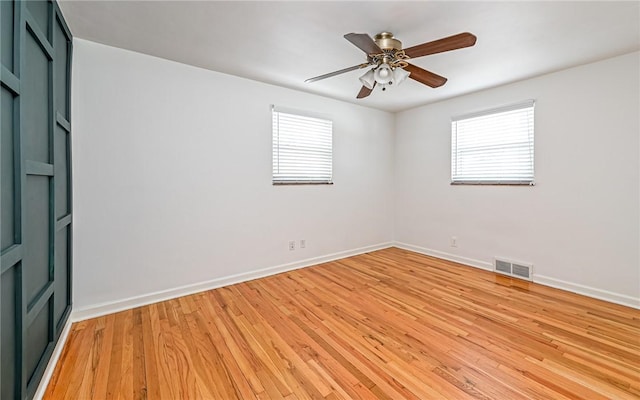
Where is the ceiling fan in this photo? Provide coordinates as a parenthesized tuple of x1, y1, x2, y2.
(305, 31, 477, 99)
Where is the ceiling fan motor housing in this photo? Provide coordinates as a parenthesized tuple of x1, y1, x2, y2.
(374, 32, 402, 51)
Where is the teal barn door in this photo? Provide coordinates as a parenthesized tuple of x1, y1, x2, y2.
(1, 0, 73, 398)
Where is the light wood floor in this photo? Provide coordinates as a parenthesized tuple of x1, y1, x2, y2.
(45, 247, 640, 399)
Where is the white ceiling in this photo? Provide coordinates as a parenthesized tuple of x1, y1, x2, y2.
(58, 1, 640, 112)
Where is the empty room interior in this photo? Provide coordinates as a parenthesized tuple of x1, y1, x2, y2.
(1, 1, 639, 399)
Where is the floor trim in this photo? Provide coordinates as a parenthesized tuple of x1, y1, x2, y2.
(394, 241, 640, 310)
(71, 242, 394, 322)
(33, 316, 73, 400)
(393, 242, 494, 271)
(534, 274, 640, 309)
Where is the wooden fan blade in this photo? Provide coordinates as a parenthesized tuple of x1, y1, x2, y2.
(356, 82, 376, 99)
(344, 33, 383, 55)
(404, 32, 477, 59)
(404, 64, 448, 88)
(305, 63, 370, 83)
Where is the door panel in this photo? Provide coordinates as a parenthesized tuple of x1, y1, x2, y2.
(1, 0, 14, 71)
(54, 18, 69, 120)
(25, 0, 50, 41)
(24, 175, 51, 305)
(1, 88, 16, 251)
(1, 1, 72, 398)
(54, 125, 68, 219)
(24, 300, 50, 384)
(23, 29, 51, 164)
(53, 226, 69, 325)
(1, 265, 18, 400)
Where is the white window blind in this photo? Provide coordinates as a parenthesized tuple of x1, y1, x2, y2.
(272, 107, 333, 184)
(451, 100, 535, 185)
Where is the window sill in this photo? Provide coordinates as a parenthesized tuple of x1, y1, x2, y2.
(451, 181, 535, 186)
(273, 181, 334, 185)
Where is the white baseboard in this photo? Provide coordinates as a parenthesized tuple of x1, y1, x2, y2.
(534, 274, 640, 309)
(33, 316, 73, 400)
(394, 241, 640, 310)
(393, 241, 494, 271)
(71, 242, 394, 322)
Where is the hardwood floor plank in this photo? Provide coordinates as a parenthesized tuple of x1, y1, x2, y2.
(139, 307, 160, 400)
(45, 248, 640, 399)
(76, 332, 98, 399)
(105, 310, 131, 400)
(131, 308, 147, 400)
(56, 320, 96, 399)
(148, 303, 178, 399)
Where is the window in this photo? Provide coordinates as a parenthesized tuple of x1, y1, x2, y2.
(451, 100, 535, 185)
(272, 106, 333, 184)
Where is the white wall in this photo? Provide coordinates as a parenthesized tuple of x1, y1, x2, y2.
(71, 39, 394, 313)
(395, 52, 640, 306)
(72, 38, 639, 313)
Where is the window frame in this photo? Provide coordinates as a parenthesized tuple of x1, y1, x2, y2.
(272, 105, 334, 185)
(451, 100, 535, 186)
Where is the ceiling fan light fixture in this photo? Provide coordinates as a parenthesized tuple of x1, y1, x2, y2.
(393, 67, 411, 85)
(359, 69, 376, 89)
(374, 62, 393, 85)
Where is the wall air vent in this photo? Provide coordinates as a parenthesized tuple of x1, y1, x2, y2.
(494, 258, 533, 281)
(495, 259, 511, 274)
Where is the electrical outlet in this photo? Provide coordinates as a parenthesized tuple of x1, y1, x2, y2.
(300, 239, 306, 249)
(450, 236, 458, 247)
(289, 240, 295, 251)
